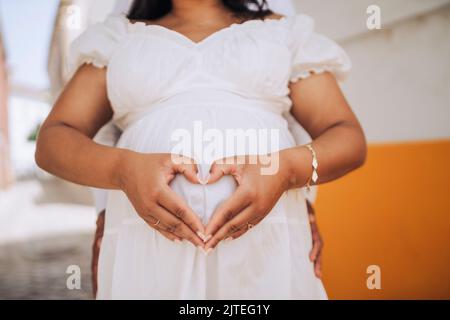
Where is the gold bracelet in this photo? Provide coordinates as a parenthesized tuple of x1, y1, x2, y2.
(305, 143, 318, 192)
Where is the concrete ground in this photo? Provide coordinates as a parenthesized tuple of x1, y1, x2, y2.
(0, 177, 97, 299)
(0, 233, 94, 300)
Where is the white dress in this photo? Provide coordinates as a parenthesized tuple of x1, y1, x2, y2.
(69, 13, 351, 300)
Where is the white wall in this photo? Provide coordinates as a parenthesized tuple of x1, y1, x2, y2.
(342, 6, 450, 142)
(292, 0, 450, 143)
(83, 0, 450, 143)
(293, 0, 450, 41)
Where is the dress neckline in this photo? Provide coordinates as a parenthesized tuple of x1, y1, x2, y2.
(120, 14, 289, 48)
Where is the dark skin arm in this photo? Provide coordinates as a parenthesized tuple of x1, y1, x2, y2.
(91, 210, 105, 298)
(306, 200, 323, 278)
(203, 72, 367, 250)
(36, 65, 205, 247)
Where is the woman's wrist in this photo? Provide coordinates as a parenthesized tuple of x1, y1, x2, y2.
(279, 146, 314, 190)
(114, 149, 137, 191)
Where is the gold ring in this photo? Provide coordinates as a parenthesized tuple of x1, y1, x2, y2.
(247, 223, 254, 230)
(153, 219, 161, 227)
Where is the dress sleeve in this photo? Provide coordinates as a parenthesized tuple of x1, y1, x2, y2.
(289, 14, 351, 82)
(67, 15, 126, 76)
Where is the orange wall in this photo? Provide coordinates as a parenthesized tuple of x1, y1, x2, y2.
(317, 140, 450, 299)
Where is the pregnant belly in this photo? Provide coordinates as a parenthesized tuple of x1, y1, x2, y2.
(115, 105, 294, 222)
(169, 172, 236, 224)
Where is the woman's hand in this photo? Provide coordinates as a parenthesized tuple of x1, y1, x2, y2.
(119, 152, 206, 247)
(203, 150, 311, 250)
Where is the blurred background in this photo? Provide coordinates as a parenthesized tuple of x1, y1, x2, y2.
(0, 0, 449, 300)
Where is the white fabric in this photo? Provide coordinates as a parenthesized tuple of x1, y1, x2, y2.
(91, 0, 315, 211)
(70, 13, 350, 299)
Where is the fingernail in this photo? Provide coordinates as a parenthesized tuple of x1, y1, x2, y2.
(224, 237, 233, 242)
(205, 248, 213, 256)
(197, 231, 208, 242)
(197, 245, 204, 251)
(203, 234, 212, 242)
(174, 239, 181, 243)
(197, 172, 206, 185)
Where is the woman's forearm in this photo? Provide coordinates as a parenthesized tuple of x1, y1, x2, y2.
(283, 121, 367, 189)
(35, 123, 130, 189)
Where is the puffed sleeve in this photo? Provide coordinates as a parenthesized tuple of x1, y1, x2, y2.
(67, 15, 126, 76)
(289, 14, 351, 82)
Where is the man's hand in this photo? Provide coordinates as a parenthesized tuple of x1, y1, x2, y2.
(92, 210, 105, 298)
(306, 200, 323, 279)
(90, 196, 324, 298)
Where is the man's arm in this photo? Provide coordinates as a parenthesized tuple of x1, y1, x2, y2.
(284, 111, 323, 278)
(90, 122, 121, 298)
(92, 210, 105, 298)
(306, 199, 323, 278)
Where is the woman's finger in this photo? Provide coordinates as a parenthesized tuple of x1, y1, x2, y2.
(172, 156, 200, 184)
(158, 185, 205, 236)
(143, 205, 204, 247)
(154, 205, 204, 247)
(204, 187, 250, 238)
(207, 161, 235, 184)
(223, 214, 264, 241)
(158, 228, 183, 242)
(143, 214, 182, 242)
(205, 206, 260, 250)
(158, 229, 182, 242)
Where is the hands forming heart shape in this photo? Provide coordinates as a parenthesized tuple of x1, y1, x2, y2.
(119, 151, 305, 252)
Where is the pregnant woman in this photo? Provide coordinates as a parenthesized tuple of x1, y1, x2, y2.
(36, 0, 366, 299)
